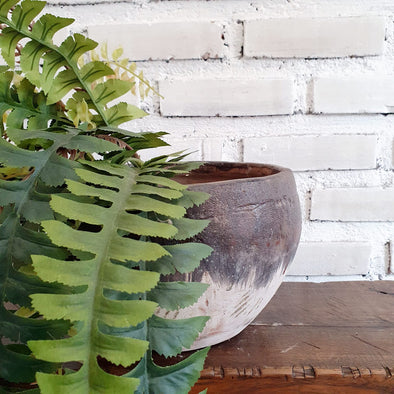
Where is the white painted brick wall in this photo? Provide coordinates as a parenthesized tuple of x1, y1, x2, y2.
(311, 188, 394, 221)
(244, 17, 386, 58)
(159, 79, 294, 116)
(87, 21, 224, 61)
(48, 0, 394, 282)
(287, 242, 371, 276)
(392, 140, 394, 168)
(202, 138, 241, 162)
(314, 77, 394, 114)
(243, 135, 377, 171)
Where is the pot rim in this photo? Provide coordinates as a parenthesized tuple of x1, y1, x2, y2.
(178, 161, 293, 186)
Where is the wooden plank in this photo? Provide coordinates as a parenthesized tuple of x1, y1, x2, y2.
(200, 326, 394, 369)
(188, 281, 394, 392)
(252, 281, 394, 327)
(190, 371, 393, 393)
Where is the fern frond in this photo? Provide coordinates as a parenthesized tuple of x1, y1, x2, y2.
(0, 128, 122, 383)
(0, 0, 146, 127)
(0, 71, 68, 133)
(93, 44, 163, 99)
(27, 161, 176, 392)
(125, 347, 209, 394)
(98, 159, 213, 393)
(27, 158, 212, 393)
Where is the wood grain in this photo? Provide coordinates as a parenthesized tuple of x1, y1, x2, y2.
(252, 281, 394, 327)
(188, 281, 394, 393)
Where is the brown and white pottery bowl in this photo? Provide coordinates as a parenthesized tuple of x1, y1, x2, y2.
(157, 162, 302, 350)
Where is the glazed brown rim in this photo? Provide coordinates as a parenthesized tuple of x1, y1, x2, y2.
(175, 161, 292, 186)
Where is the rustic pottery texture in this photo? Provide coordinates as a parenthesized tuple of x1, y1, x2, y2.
(158, 162, 302, 349)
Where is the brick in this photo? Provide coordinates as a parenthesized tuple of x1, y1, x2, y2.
(159, 79, 294, 116)
(87, 21, 224, 61)
(243, 135, 376, 171)
(392, 139, 394, 168)
(311, 188, 394, 221)
(287, 242, 371, 276)
(203, 138, 240, 161)
(313, 77, 394, 114)
(244, 16, 385, 58)
(203, 138, 224, 161)
(138, 138, 202, 162)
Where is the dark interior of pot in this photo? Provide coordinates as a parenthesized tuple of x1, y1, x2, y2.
(174, 162, 280, 185)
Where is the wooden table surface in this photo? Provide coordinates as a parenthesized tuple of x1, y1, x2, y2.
(189, 281, 394, 393)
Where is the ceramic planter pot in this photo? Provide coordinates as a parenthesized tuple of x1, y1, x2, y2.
(157, 162, 302, 350)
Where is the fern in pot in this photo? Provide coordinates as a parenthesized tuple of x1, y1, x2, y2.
(0, 1, 212, 392)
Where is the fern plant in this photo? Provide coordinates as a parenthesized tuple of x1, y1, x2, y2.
(0, 1, 211, 393)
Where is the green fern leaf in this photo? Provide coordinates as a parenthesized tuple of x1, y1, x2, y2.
(0, 213, 70, 383)
(132, 183, 183, 199)
(40, 51, 66, 94)
(7, 127, 122, 153)
(148, 348, 209, 393)
(0, 342, 58, 384)
(148, 315, 209, 357)
(91, 79, 131, 106)
(138, 174, 187, 191)
(0, 0, 43, 67)
(148, 282, 209, 310)
(0, 1, 19, 17)
(126, 194, 186, 218)
(171, 161, 207, 172)
(0, 71, 67, 131)
(35, 365, 140, 394)
(11, 0, 45, 30)
(102, 314, 208, 360)
(103, 102, 147, 126)
(175, 189, 211, 209)
(0, 300, 68, 344)
(60, 33, 97, 63)
(126, 348, 209, 394)
(0, 28, 24, 68)
(0, 134, 79, 221)
(148, 243, 213, 275)
(31, 13, 74, 42)
(171, 217, 211, 240)
(0, 222, 71, 309)
(80, 61, 114, 83)
(46, 69, 79, 104)
(20, 40, 48, 86)
(2, 216, 68, 269)
(21, 12, 73, 84)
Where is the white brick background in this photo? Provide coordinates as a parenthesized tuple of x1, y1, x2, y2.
(47, 0, 394, 282)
